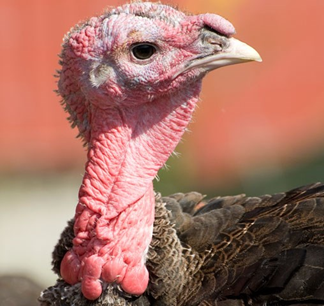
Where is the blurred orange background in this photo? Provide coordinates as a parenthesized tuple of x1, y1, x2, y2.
(1, 0, 324, 295)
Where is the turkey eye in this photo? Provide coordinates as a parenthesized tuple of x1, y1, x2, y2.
(131, 44, 156, 60)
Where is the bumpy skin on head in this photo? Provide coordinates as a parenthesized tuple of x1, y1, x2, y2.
(57, 2, 258, 301)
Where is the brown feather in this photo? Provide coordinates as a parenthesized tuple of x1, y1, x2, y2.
(40, 183, 324, 305)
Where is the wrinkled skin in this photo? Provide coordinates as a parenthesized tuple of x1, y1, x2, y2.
(56, 2, 260, 301)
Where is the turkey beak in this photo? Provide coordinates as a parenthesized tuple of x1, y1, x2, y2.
(174, 37, 262, 79)
(201, 37, 262, 70)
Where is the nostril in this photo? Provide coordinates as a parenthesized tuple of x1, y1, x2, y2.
(201, 29, 229, 52)
(206, 37, 223, 51)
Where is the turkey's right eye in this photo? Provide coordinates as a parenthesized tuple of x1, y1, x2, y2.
(131, 43, 156, 60)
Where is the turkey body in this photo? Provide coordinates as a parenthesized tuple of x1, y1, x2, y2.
(39, 2, 324, 305)
(40, 183, 324, 305)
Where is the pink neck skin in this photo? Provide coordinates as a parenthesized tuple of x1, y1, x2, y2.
(60, 82, 202, 300)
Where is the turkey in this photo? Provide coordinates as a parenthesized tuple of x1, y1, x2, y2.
(39, 2, 324, 306)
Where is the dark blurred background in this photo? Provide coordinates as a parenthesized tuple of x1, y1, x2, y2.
(1, 0, 324, 304)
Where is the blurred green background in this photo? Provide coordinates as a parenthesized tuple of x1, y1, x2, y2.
(1, 0, 324, 304)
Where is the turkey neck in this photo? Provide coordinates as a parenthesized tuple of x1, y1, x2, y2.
(79, 82, 201, 220)
(62, 81, 201, 298)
